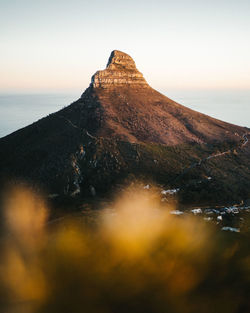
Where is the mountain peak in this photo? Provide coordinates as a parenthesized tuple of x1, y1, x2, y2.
(90, 50, 148, 88)
(0, 50, 249, 202)
(106, 50, 137, 70)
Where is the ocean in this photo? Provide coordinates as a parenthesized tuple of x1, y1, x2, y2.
(0, 93, 78, 138)
(0, 89, 249, 138)
(164, 89, 250, 129)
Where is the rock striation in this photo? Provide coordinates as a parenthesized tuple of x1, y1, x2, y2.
(90, 50, 148, 88)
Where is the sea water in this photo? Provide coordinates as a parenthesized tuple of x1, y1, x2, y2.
(163, 89, 250, 129)
(0, 93, 78, 138)
(0, 89, 249, 138)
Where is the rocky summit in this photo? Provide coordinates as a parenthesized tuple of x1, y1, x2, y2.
(91, 50, 148, 88)
(0, 50, 249, 204)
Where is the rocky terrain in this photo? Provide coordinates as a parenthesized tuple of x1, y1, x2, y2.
(0, 50, 249, 205)
(91, 50, 148, 88)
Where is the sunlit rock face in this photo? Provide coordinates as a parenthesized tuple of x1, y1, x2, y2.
(91, 50, 148, 88)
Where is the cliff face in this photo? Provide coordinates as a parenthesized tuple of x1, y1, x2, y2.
(91, 50, 148, 88)
(0, 50, 249, 203)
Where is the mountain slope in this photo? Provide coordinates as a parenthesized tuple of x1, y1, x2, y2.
(0, 50, 249, 204)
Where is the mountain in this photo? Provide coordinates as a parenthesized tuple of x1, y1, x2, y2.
(0, 50, 249, 205)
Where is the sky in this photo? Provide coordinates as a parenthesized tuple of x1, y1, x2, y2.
(1, 0, 250, 92)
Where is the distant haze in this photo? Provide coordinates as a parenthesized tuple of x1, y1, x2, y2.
(1, 0, 250, 92)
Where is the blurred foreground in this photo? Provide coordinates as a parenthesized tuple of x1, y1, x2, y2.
(1, 184, 250, 313)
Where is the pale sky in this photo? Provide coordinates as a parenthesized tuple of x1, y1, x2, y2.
(1, 0, 250, 92)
